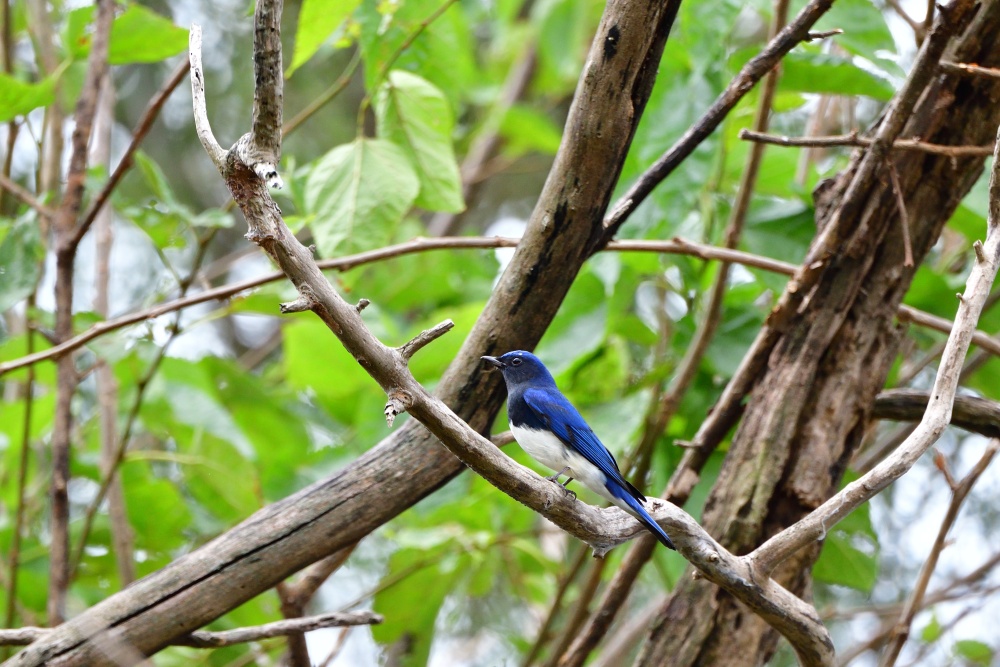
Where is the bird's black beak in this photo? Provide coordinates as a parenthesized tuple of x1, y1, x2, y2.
(481, 355, 505, 370)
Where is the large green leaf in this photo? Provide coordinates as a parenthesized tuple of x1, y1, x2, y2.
(0, 73, 57, 122)
(287, 0, 362, 77)
(780, 51, 895, 101)
(355, 0, 476, 107)
(0, 217, 45, 311)
(812, 0, 896, 62)
(372, 545, 467, 667)
(376, 70, 464, 212)
(68, 4, 187, 65)
(812, 531, 878, 592)
(109, 5, 188, 64)
(304, 138, 420, 257)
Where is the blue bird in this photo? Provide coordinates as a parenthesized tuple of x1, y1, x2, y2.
(482, 351, 675, 550)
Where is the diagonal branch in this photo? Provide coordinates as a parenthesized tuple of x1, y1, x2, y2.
(601, 0, 837, 238)
(71, 57, 191, 249)
(878, 439, 1000, 667)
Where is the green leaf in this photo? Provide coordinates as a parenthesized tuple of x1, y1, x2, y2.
(0, 216, 45, 311)
(812, 531, 877, 592)
(109, 5, 188, 65)
(121, 460, 192, 552)
(372, 546, 467, 666)
(68, 4, 187, 65)
(813, 0, 896, 61)
(376, 70, 464, 212)
(500, 104, 563, 156)
(780, 52, 895, 101)
(921, 614, 943, 643)
(288, 0, 362, 77)
(955, 639, 993, 665)
(0, 73, 56, 122)
(304, 138, 420, 256)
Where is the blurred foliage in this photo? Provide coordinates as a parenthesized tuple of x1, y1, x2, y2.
(0, 0, 998, 665)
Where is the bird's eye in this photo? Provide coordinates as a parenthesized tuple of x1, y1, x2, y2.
(511, 357, 522, 366)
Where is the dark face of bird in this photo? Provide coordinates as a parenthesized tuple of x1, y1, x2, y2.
(480, 350, 555, 387)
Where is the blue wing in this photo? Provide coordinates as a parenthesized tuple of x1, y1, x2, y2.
(522, 387, 675, 550)
(522, 387, 642, 499)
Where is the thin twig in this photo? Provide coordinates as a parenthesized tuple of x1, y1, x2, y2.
(0, 611, 382, 648)
(940, 60, 1000, 79)
(4, 236, 1000, 376)
(0, 171, 56, 218)
(282, 50, 360, 136)
(878, 439, 1000, 667)
(73, 57, 191, 249)
(888, 161, 915, 267)
(740, 128, 994, 157)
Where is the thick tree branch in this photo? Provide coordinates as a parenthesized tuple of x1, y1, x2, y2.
(685, 0, 979, 454)
(872, 390, 1000, 438)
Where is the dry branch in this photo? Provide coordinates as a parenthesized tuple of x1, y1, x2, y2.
(0, 611, 381, 649)
(739, 128, 995, 157)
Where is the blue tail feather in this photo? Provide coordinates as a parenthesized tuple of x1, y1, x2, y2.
(615, 488, 675, 550)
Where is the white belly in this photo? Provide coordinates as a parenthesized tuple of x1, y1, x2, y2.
(510, 424, 616, 505)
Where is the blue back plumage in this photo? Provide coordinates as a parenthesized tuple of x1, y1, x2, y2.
(484, 351, 675, 550)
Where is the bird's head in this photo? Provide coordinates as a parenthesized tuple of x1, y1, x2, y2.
(481, 350, 556, 387)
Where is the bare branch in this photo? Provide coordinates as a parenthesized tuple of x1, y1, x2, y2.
(0, 172, 56, 219)
(941, 60, 1000, 79)
(189, 25, 227, 170)
(872, 390, 1000, 438)
(72, 58, 191, 248)
(398, 320, 455, 360)
(0, 611, 382, 648)
(739, 128, 994, 157)
(888, 161, 915, 267)
(750, 118, 1000, 576)
(602, 0, 837, 237)
(4, 237, 1000, 377)
(879, 439, 1000, 667)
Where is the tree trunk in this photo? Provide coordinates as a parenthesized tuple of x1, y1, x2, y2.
(638, 2, 1000, 665)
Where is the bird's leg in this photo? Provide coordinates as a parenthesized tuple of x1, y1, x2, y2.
(545, 467, 576, 500)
